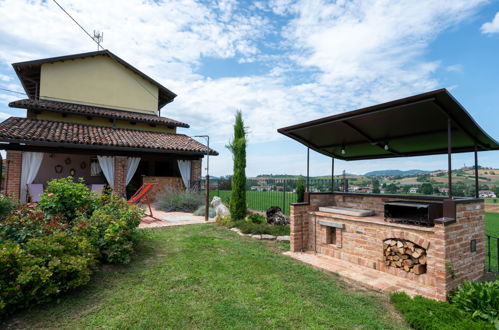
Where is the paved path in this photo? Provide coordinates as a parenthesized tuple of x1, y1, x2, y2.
(284, 251, 436, 298)
(139, 208, 215, 228)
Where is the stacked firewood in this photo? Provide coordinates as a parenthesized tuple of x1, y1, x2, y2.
(383, 239, 427, 274)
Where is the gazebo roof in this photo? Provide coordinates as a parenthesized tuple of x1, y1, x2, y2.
(277, 89, 499, 161)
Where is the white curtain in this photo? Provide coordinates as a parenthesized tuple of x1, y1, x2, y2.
(90, 160, 102, 176)
(20, 152, 44, 203)
(126, 157, 140, 186)
(97, 156, 115, 188)
(177, 160, 191, 189)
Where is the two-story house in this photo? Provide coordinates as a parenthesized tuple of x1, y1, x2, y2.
(0, 50, 217, 202)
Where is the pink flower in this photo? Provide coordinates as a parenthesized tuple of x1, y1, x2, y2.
(47, 193, 54, 197)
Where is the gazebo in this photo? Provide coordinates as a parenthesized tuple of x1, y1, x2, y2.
(278, 89, 499, 300)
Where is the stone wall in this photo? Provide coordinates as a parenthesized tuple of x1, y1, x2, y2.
(290, 192, 485, 301)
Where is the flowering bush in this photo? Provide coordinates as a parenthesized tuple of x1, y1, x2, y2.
(75, 194, 143, 264)
(39, 177, 99, 222)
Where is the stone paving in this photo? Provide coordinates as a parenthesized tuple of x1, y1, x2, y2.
(284, 251, 436, 298)
(139, 207, 215, 228)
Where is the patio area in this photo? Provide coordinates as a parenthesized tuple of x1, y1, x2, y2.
(139, 207, 215, 228)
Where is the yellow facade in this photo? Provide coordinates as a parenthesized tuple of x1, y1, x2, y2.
(39, 55, 159, 114)
(33, 111, 176, 133)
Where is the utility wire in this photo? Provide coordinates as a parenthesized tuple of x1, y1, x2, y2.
(52, 0, 102, 50)
(0, 87, 26, 95)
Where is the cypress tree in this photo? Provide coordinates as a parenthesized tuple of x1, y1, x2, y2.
(227, 111, 247, 220)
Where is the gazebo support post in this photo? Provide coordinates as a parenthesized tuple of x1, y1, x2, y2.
(331, 157, 334, 192)
(447, 118, 452, 198)
(474, 145, 479, 198)
(306, 147, 310, 192)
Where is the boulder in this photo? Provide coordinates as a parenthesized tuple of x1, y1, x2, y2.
(210, 196, 230, 219)
(266, 206, 289, 226)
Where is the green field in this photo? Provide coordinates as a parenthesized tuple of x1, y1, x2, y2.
(210, 190, 298, 215)
(486, 198, 498, 203)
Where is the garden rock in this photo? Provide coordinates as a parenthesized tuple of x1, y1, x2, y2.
(210, 196, 230, 219)
(251, 234, 262, 240)
(276, 236, 290, 242)
(261, 234, 276, 240)
(266, 206, 288, 225)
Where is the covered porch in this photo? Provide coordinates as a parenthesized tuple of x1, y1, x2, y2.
(0, 117, 216, 203)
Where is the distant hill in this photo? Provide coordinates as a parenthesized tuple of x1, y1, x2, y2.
(364, 169, 430, 177)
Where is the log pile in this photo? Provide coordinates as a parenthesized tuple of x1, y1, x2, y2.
(383, 239, 427, 274)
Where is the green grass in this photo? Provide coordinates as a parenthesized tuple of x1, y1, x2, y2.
(3, 225, 407, 329)
(210, 190, 298, 215)
(390, 292, 493, 330)
(485, 198, 499, 204)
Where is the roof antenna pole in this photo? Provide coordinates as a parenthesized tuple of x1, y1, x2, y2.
(93, 30, 103, 50)
(447, 118, 452, 198)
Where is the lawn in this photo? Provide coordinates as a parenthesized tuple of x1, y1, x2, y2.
(3, 224, 407, 329)
(210, 190, 298, 215)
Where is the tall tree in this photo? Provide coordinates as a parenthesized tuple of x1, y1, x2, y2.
(227, 111, 247, 220)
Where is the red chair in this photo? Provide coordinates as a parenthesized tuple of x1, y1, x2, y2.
(127, 183, 161, 223)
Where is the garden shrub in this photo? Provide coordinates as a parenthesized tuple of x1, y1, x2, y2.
(451, 280, 499, 327)
(74, 194, 143, 264)
(390, 292, 493, 330)
(0, 232, 96, 315)
(246, 213, 267, 224)
(39, 177, 99, 222)
(0, 195, 15, 220)
(157, 189, 204, 212)
(216, 215, 234, 228)
(296, 178, 305, 203)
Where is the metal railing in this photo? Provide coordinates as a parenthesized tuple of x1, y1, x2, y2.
(486, 234, 499, 273)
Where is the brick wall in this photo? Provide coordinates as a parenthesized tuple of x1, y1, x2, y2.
(190, 159, 202, 184)
(142, 176, 184, 202)
(289, 192, 485, 301)
(113, 156, 127, 197)
(4, 151, 22, 201)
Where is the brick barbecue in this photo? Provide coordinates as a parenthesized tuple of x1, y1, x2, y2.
(290, 192, 485, 301)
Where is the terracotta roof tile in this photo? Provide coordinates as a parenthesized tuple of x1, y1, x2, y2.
(0, 117, 217, 155)
(9, 99, 189, 128)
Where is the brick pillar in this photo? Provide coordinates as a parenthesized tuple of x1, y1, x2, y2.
(190, 159, 202, 189)
(113, 156, 127, 198)
(4, 151, 22, 202)
(290, 203, 310, 252)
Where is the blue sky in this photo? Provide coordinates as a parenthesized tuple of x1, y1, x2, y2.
(0, 0, 498, 177)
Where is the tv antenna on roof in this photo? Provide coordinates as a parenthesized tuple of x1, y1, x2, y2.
(93, 30, 103, 50)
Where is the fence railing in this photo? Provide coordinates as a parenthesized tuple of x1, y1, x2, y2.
(486, 234, 499, 273)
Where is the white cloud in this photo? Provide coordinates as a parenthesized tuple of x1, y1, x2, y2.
(0, 0, 490, 176)
(481, 12, 499, 34)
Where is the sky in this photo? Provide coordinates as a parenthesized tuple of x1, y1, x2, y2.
(0, 0, 498, 177)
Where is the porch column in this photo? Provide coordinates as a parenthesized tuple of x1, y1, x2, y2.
(4, 151, 22, 201)
(113, 156, 127, 198)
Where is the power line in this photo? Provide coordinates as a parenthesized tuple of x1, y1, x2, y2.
(52, 0, 102, 50)
(0, 87, 26, 95)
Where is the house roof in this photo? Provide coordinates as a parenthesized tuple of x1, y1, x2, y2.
(0, 117, 217, 156)
(11, 50, 177, 109)
(9, 98, 189, 128)
(278, 89, 499, 161)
